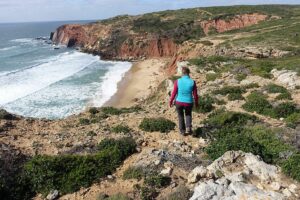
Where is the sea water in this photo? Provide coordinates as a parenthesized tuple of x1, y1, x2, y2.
(0, 21, 131, 119)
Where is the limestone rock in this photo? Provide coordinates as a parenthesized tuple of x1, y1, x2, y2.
(271, 69, 300, 89)
(188, 166, 208, 183)
(46, 190, 59, 200)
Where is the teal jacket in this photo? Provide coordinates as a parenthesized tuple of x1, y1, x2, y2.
(170, 75, 198, 106)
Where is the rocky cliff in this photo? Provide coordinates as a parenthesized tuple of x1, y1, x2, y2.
(51, 11, 272, 60)
(199, 13, 268, 34)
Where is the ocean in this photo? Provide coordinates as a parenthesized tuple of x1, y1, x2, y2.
(0, 21, 131, 119)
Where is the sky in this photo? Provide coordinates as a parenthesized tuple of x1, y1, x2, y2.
(0, 0, 299, 23)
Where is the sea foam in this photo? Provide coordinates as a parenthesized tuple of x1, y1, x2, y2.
(0, 51, 99, 105)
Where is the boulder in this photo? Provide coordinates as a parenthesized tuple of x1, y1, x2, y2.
(271, 69, 300, 89)
(46, 190, 59, 200)
(189, 151, 300, 199)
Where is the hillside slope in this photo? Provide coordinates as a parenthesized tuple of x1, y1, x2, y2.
(1, 4, 300, 200)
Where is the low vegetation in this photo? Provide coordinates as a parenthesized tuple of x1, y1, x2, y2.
(123, 166, 144, 180)
(101, 106, 142, 115)
(24, 138, 136, 196)
(242, 91, 299, 119)
(139, 118, 176, 133)
(97, 193, 132, 200)
(111, 124, 132, 134)
(194, 95, 214, 113)
(281, 154, 300, 181)
(200, 109, 299, 181)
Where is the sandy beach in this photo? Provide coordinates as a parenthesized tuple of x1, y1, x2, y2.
(104, 58, 170, 108)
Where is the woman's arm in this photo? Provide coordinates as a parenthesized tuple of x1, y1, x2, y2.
(169, 80, 178, 107)
(193, 81, 199, 108)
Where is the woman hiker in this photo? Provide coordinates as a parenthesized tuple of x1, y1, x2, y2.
(169, 67, 199, 135)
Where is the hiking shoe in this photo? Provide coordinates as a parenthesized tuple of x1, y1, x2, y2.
(186, 127, 193, 135)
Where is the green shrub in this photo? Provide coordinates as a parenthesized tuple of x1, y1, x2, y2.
(213, 86, 246, 96)
(144, 174, 171, 188)
(246, 126, 295, 163)
(101, 107, 122, 115)
(275, 92, 292, 100)
(139, 118, 176, 133)
(90, 113, 109, 123)
(273, 102, 297, 118)
(235, 73, 247, 82)
(243, 83, 260, 89)
(79, 118, 90, 125)
(101, 106, 142, 115)
(25, 138, 136, 195)
(248, 61, 275, 78)
(281, 154, 300, 181)
(242, 91, 274, 116)
(285, 113, 300, 128)
(194, 96, 214, 113)
(228, 93, 244, 101)
(97, 138, 137, 160)
(111, 124, 132, 134)
(138, 186, 157, 200)
(205, 128, 263, 160)
(200, 40, 214, 46)
(163, 185, 192, 200)
(265, 84, 288, 94)
(89, 107, 99, 115)
(123, 167, 144, 180)
(204, 110, 257, 128)
(0, 109, 16, 120)
(206, 73, 219, 82)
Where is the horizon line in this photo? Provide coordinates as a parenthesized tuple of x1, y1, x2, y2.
(1, 3, 299, 24)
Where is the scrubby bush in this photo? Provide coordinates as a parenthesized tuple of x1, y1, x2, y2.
(111, 124, 132, 134)
(273, 102, 297, 118)
(285, 113, 300, 128)
(96, 193, 132, 200)
(242, 91, 274, 116)
(144, 174, 171, 188)
(246, 126, 295, 163)
(265, 84, 288, 94)
(206, 73, 219, 81)
(97, 138, 137, 160)
(228, 93, 244, 101)
(123, 167, 144, 180)
(281, 154, 300, 181)
(243, 83, 260, 89)
(163, 185, 192, 200)
(213, 86, 246, 96)
(205, 128, 264, 160)
(194, 95, 214, 113)
(235, 73, 247, 82)
(89, 107, 99, 115)
(101, 106, 142, 115)
(25, 138, 136, 196)
(204, 110, 257, 128)
(139, 118, 176, 133)
(101, 107, 122, 115)
(79, 118, 90, 125)
(138, 185, 157, 200)
(275, 92, 292, 100)
(0, 109, 15, 120)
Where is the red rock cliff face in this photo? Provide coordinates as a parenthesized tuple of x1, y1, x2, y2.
(52, 25, 90, 47)
(118, 37, 177, 59)
(200, 13, 268, 34)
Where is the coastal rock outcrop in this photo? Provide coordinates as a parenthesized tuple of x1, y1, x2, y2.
(189, 151, 299, 200)
(51, 24, 91, 47)
(271, 69, 300, 89)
